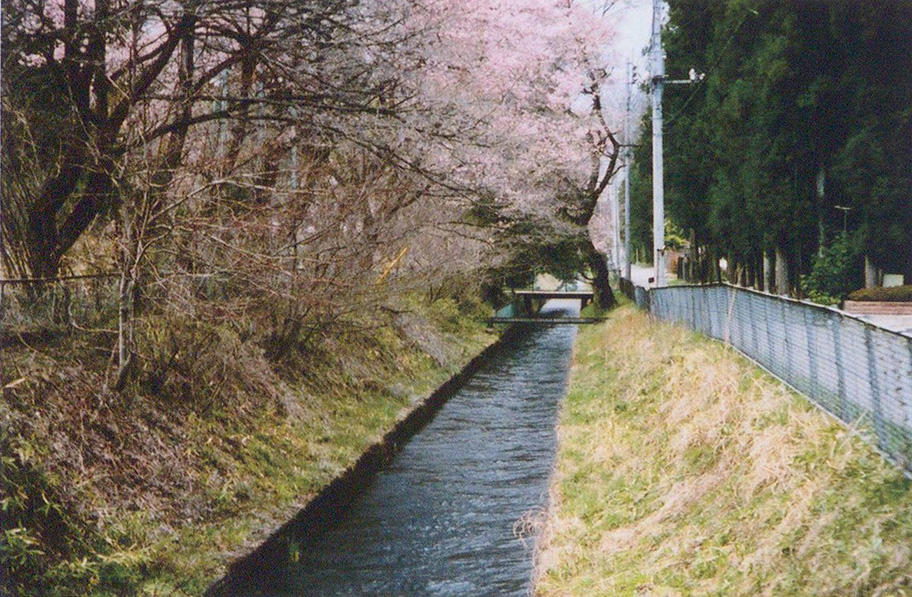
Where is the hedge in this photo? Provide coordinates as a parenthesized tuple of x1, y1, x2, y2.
(847, 285, 912, 302)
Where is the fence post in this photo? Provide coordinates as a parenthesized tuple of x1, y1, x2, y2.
(803, 307, 819, 399)
(763, 294, 774, 370)
(706, 287, 715, 339)
(734, 287, 741, 344)
(723, 286, 737, 344)
(906, 339, 912, 438)
(864, 326, 886, 451)
(779, 299, 793, 386)
(690, 287, 697, 332)
(747, 291, 759, 359)
(832, 317, 848, 421)
(907, 339, 912, 420)
(711, 287, 718, 338)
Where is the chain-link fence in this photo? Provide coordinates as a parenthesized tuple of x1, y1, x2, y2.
(620, 280, 912, 476)
(1, 276, 121, 343)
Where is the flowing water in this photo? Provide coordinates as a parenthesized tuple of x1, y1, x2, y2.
(219, 300, 579, 596)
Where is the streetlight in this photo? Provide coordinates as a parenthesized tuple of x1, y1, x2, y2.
(834, 205, 853, 233)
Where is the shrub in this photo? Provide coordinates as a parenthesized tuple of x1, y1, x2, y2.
(802, 232, 863, 300)
(803, 289, 841, 307)
(847, 285, 912, 302)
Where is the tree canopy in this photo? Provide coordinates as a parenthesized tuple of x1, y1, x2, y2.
(629, 0, 912, 291)
(1, 0, 624, 388)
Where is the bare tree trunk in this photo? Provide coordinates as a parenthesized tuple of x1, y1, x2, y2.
(775, 246, 789, 295)
(755, 253, 764, 290)
(816, 166, 826, 257)
(112, 268, 134, 392)
(710, 247, 721, 284)
(585, 238, 617, 309)
(864, 255, 879, 288)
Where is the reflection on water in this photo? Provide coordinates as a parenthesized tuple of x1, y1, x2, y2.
(222, 300, 579, 596)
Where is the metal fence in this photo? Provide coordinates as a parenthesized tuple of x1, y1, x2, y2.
(620, 280, 912, 476)
(1, 276, 121, 341)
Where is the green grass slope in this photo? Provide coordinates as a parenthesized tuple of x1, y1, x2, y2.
(2, 296, 493, 596)
(536, 305, 912, 596)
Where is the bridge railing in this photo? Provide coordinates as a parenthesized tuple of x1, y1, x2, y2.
(619, 278, 912, 477)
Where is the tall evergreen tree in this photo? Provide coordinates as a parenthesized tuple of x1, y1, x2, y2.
(631, 0, 912, 290)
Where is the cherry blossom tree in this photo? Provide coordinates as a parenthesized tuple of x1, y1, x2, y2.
(2, 0, 622, 389)
(380, 0, 622, 305)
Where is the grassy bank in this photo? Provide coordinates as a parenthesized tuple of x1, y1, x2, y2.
(536, 305, 912, 596)
(1, 295, 494, 596)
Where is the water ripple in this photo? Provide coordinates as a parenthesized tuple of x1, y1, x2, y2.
(233, 299, 579, 596)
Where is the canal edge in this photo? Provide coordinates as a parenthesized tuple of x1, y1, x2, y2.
(205, 323, 529, 596)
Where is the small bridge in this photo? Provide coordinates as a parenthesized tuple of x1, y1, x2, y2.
(514, 290, 595, 311)
(486, 317, 605, 325)
(487, 289, 600, 325)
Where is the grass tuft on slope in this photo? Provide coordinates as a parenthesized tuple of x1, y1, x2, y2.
(1, 294, 493, 596)
(536, 305, 912, 596)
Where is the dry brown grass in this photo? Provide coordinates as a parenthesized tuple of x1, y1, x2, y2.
(1, 297, 493, 595)
(535, 305, 912, 596)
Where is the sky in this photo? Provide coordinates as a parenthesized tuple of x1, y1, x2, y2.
(591, 0, 654, 262)
(601, 0, 654, 120)
(610, 0, 654, 69)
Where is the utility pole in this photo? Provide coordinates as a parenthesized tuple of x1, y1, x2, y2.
(612, 179, 622, 274)
(624, 61, 633, 281)
(648, 0, 703, 288)
(650, 0, 666, 288)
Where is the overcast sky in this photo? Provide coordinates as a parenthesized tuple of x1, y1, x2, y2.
(601, 0, 653, 118)
(592, 0, 655, 246)
(611, 0, 653, 67)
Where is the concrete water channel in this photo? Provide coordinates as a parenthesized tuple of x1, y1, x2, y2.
(211, 300, 580, 596)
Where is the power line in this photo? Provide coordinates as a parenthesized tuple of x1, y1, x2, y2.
(664, 11, 756, 128)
